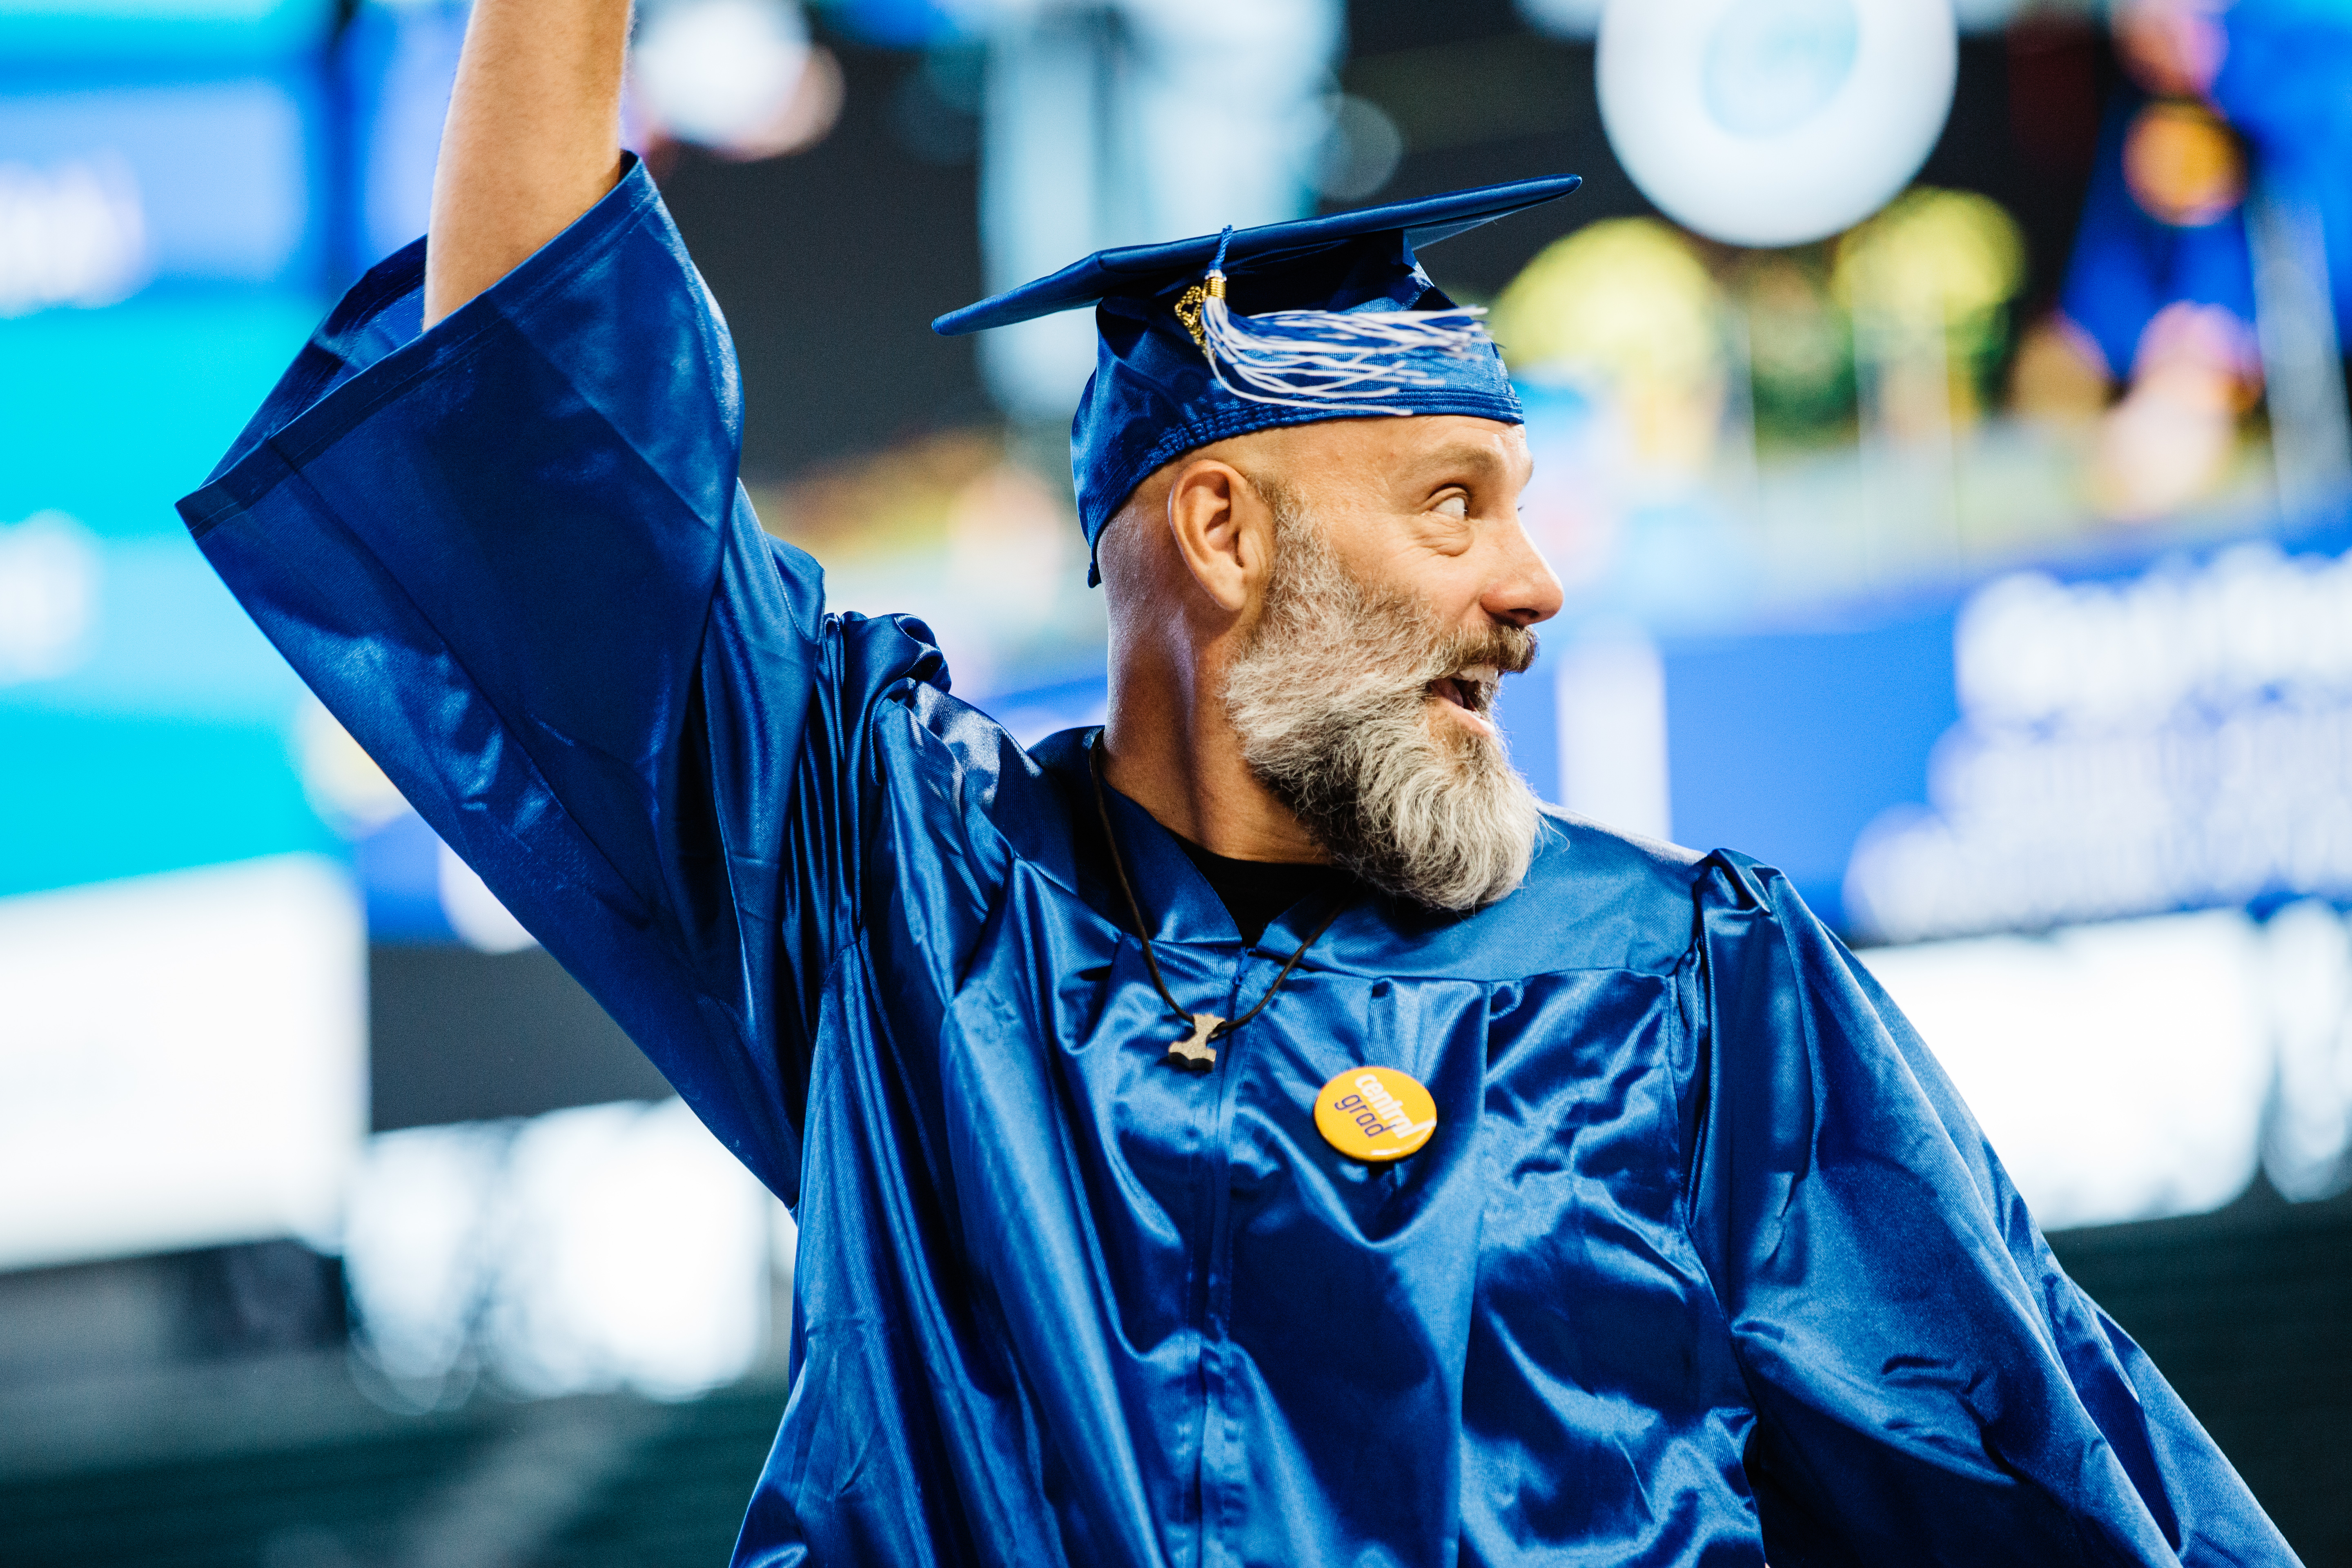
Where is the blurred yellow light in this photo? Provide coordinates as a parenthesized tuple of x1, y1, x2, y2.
(1490, 217, 1724, 389)
(1831, 186, 2025, 327)
(1491, 218, 1731, 475)
(2122, 99, 2245, 228)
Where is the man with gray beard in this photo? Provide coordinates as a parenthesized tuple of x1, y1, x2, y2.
(1220, 481, 1542, 913)
(177, 0, 2296, 1562)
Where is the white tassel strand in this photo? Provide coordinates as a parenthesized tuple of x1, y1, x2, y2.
(1196, 286, 1498, 414)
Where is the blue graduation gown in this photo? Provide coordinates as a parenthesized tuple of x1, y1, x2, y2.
(179, 163, 2297, 1568)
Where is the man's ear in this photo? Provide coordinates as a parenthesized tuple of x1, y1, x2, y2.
(1165, 459, 1274, 615)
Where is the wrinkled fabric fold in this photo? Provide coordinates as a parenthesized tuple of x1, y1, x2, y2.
(182, 163, 2299, 1568)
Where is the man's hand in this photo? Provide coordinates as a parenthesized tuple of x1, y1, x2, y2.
(422, 0, 634, 329)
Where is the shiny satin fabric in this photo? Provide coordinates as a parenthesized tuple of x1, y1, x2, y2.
(179, 164, 2298, 1567)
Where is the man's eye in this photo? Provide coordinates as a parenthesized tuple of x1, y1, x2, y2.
(1433, 494, 1469, 520)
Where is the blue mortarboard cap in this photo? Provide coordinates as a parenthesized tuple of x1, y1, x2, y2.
(934, 174, 1581, 582)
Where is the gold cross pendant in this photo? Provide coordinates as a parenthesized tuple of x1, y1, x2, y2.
(1168, 1012, 1224, 1071)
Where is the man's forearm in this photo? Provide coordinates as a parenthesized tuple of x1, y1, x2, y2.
(423, 0, 633, 329)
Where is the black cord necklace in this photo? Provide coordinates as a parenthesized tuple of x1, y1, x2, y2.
(1089, 735, 1347, 1071)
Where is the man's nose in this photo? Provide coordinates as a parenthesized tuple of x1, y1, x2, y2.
(1483, 512, 1565, 628)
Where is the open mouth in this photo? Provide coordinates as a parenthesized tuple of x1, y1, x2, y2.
(1428, 665, 1500, 725)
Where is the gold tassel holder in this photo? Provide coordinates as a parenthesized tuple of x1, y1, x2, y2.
(1174, 272, 1227, 350)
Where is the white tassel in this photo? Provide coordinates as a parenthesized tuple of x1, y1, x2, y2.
(1197, 285, 1498, 414)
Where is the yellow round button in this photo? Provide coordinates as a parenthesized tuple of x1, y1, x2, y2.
(1314, 1066, 1437, 1162)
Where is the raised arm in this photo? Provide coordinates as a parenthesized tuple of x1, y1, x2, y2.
(184, 0, 981, 1207)
(423, 0, 633, 328)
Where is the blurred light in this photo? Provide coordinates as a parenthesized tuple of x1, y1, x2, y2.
(2121, 99, 2245, 228)
(1705, 0, 1857, 137)
(632, 0, 817, 157)
(2248, 187, 2352, 517)
(1553, 627, 1673, 840)
(0, 855, 365, 1270)
(1846, 539, 2352, 942)
(0, 0, 335, 62)
(1597, 0, 1956, 247)
(350, 810, 452, 940)
(1494, 219, 1722, 385)
(982, 674, 1109, 749)
(1490, 219, 1728, 474)
(1833, 186, 2025, 433)
(346, 1100, 777, 1402)
(0, 510, 101, 684)
(1833, 187, 2024, 329)
(907, 454, 1079, 694)
(1863, 908, 2275, 1230)
(1, 299, 326, 543)
(0, 709, 335, 898)
(0, 158, 147, 317)
(437, 842, 539, 953)
(343, 0, 469, 269)
(974, 0, 1342, 421)
(342, 1123, 507, 1390)
(1953, 548, 2352, 731)
(0, 523, 325, 895)
(815, 0, 967, 49)
(1528, 0, 2027, 35)
(1510, 381, 1619, 591)
(754, 432, 1103, 703)
(0, 80, 314, 296)
(1732, 252, 1854, 440)
(295, 699, 410, 837)
(2263, 901, 2352, 1202)
(1943, 0, 2043, 24)
(1310, 94, 1403, 203)
(490, 1100, 771, 1399)
(704, 42, 844, 163)
(1515, 0, 1606, 36)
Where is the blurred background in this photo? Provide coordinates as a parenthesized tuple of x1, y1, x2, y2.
(5, 0, 2352, 1559)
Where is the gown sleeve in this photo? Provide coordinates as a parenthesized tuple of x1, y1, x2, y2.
(1684, 853, 2300, 1566)
(175, 160, 949, 1205)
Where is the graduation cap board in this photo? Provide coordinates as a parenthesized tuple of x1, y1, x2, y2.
(933, 174, 1582, 580)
